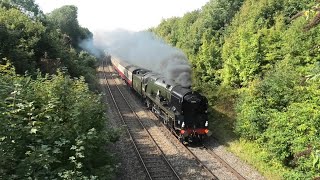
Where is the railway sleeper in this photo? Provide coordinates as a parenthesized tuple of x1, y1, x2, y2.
(140, 151, 160, 156)
(135, 143, 154, 148)
(138, 148, 158, 153)
(143, 156, 163, 161)
(138, 143, 156, 148)
(145, 161, 166, 167)
(131, 130, 148, 134)
(151, 174, 175, 179)
(149, 169, 175, 176)
(148, 167, 174, 173)
(134, 139, 153, 144)
(125, 124, 145, 131)
(142, 155, 162, 160)
(132, 134, 150, 139)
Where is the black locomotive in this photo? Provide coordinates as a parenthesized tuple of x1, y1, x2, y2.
(111, 57, 209, 143)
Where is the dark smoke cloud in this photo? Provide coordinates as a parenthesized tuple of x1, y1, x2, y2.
(83, 30, 192, 87)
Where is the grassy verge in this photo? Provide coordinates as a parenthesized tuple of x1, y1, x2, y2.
(227, 139, 290, 180)
(209, 95, 289, 180)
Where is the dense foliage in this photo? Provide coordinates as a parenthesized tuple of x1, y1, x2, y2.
(0, 63, 117, 179)
(152, 0, 320, 178)
(0, 0, 98, 87)
(47, 5, 92, 49)
(0, 0, 118, 179)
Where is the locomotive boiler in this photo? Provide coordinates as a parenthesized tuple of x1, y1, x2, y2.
(111, 56, 209, 143)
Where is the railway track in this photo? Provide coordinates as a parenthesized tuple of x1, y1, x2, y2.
(202, 143, 246, 180)
(150, 118, 245, 180)
(101, 61, 263, 180)
(106, 68, 246, 179)
(186, 144, 246, 180)
(113, 76, 249, 179)
(148, 109, 247, 180)
(101, 61, 180, 180)
(150, 115, 247, 180)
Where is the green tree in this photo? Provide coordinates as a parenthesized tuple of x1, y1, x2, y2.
(0, 6, 45, 73)
(47, 5, 92, 48)
(153, 0, 320, 178)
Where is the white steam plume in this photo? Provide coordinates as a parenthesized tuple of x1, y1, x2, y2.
(79, 39, 103, 58)
(86, 30, 192, 87)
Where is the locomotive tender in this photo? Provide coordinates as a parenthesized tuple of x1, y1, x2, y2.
(110, 56, 209, 143)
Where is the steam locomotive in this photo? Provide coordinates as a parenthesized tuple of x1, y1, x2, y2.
(110, 56, 209, 143)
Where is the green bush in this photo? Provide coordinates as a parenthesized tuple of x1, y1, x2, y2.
(236, 61, 320, 178)
(0, 62, 117, 179)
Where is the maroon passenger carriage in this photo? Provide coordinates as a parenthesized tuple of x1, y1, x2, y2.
(110, 56, 135, 86)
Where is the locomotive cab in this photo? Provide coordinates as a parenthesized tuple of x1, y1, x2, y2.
(132, 68, 150, 95)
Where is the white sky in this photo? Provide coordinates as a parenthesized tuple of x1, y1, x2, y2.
(35, 0, 210, 32)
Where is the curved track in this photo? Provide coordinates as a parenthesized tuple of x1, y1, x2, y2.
(102, 61, 180, 180)
(152, 118, 245, 180)
(148, 108, 247, 179)
(102, 60, 257, 180)
(117, 75, 248, 179)
(202, 143, 246, 180)
(186, 144, 246, 180)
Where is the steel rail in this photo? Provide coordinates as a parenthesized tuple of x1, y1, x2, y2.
(158, 121, 219, 180)
(154, 107, 245, 180)
(202, 143, 246, 180)
(102, 61, 180, 180)
(105, 59, 245, 180)
(101, 61, 152, 180)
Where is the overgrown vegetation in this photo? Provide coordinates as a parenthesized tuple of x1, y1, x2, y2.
(0, 0, 99, 88)
(0, 63, 117, 179)
(0, 0, 118, 179)
(152, 0, 320, 178)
